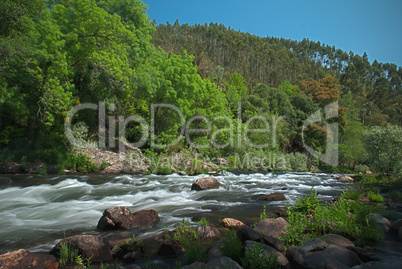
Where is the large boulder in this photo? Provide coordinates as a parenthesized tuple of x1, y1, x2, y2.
(207, 256, 243, 269)
(244, 240, 289, 267)
(191, 177, 220, 191)
(97, 206, 160, 230)
(254, 217, 289, 238)
(346, 246, 379, 262)
(50, 235, 112, 262)
(0, 249, 58, 269)
(322, 234, 355, 248)
(219, 218, 246, 229)
(157, 239, 183, 257)
(237, 226, 285, 252)
(196, 226, 221, 239)
(286, 238, 363, 269)
(251, 192, 286, 201)
(370, 213, 391, 233)
(391, 219, 402, 232)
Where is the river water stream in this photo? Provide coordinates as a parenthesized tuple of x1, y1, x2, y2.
(0, 172, 345, 254)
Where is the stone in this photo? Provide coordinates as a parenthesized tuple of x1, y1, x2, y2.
(191, 177, 220, 191)
(207, 256, 243, 269)
(323, 234, 355, 248)
(254, 217, 289, 238)
(237, 226, 285, 252)
(157, 239, 183, 257)
(196, 226, 221, 239)
(274, 207, 287, 217)
(286, 238, 363, 269)
(50, 235, 112, 262)
(182, 262, 208, 269)
(338, 175, 354, 182)
(370, 213, 391, 233)
(347, 246, 379, 262)
(206, 240, 224, 261)
(251, 192, 286, 201)
(0, 249, 58, 269)
(325, 258, 350, 269)
(97, 206, 160, 230)
(122, 251, 143, 261)
(244, 240, 289, 267)
(391, 219, 402, 232)
(219, 218, 246, 229)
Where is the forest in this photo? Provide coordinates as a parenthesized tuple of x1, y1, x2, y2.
(0, 0, 401, 176)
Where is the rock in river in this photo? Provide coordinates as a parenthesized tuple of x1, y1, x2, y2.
(191, 177, 220, 191)
(97, 206, 160, 230)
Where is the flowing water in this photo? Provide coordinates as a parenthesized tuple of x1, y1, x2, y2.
(0, 172, 345, 254)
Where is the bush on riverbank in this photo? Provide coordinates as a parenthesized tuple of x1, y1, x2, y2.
(280, 188, 383, 248)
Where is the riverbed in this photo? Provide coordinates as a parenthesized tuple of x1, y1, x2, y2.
(0, 172, 345, 254)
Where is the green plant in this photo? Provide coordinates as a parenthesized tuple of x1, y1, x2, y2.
(367, 192, 384, 203)
(36, 164, 47, 174)
(196, 217, 209, 227)
(260, 205, 273, 220)
(221, 229, 243, 264)
(100, 161, 109, 170)
(342, 188, 363, 201)
(58, 240, 91, 268)
(293, 188, 320, 213)
(183, 244, 204, 265)
(173, 219, 199, 249)
(242, 243, 278, 269)
(115, 235, 144, 257)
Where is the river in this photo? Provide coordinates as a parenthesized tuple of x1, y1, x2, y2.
(0, 172, 344, 254)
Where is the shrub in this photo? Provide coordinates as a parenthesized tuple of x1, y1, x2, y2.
(221, 230, 243, 264)
(365, 125, 402, 177)
(367, 192, 384, 203)
(242, 243, 279, 269)
(197, 217, 209, 227)
(293, 188, 320, 213)
(342, 188, 363, 201)
(280, 192, 383, 248)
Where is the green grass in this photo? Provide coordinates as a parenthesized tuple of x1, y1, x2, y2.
(279, 190, 384, 248)
(221, 229, 243, 264)
(196, 217, 209, 227)
(242, 243, 279, 269)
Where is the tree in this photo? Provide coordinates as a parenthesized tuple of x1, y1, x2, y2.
(365, 125, 402, 176)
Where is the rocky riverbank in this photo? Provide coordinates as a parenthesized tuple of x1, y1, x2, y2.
(1, 176, 402, 268)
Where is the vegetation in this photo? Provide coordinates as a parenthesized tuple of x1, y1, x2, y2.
(0, 0, 400, 176)
(58, 241, 92, 268)
(242, 243, 279, 269)
(279, 188, 383, 248)
(220, 229, 243, 264)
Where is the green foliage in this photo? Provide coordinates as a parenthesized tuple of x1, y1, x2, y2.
(280, 193, 383, 248)
(367, 192, 384, 203)
(342, 188, 363, 201)
(114, 235, 144, 258)
(260, 205, 272, 220)
(221, 229, 243, 264)
(196, 217, 209, 227)
(65, 153, 99, 173)
(183, 244, 204, 265)
(173, 219, 199, 250)
(293, 188, 320, 213)
(365, 125, 402, 176)
(58, 240, 91, 268)
(242, 243, 279, 269)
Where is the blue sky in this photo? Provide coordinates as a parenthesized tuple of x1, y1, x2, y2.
(143, 0, 402, 67)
